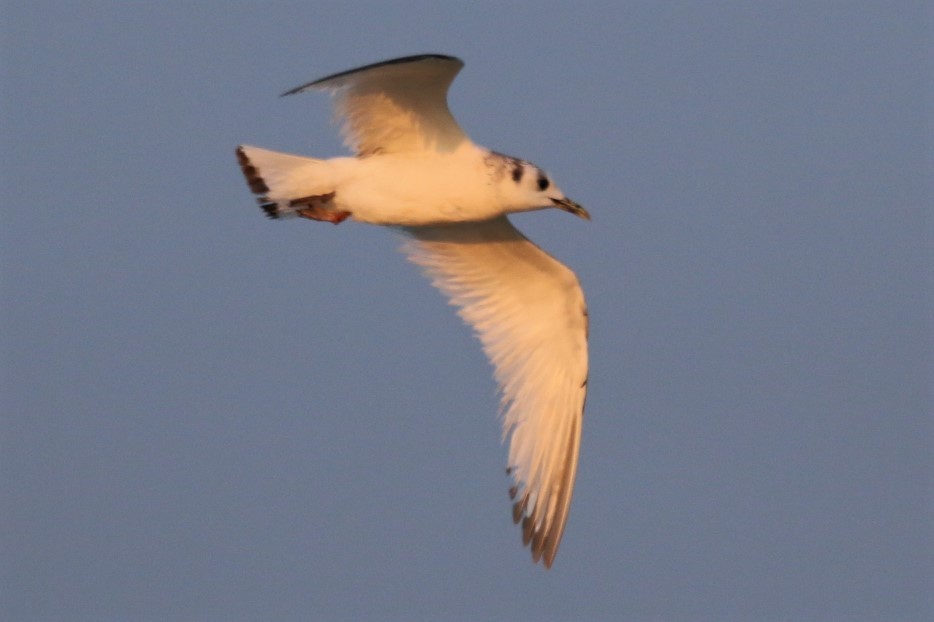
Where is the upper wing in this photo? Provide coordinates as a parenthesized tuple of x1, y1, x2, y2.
(283, 54, 469, 156)
(403, 217, 588, 568)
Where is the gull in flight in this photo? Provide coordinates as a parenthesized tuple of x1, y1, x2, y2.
(235, 54, 589, 568)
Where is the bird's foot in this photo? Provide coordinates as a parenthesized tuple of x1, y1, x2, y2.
(296, 207, 351, 224)
(287, 192, 350, 224)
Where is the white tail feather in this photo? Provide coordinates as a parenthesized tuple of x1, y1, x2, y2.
(235, 145, 336, 219)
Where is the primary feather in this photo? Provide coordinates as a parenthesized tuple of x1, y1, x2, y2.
(284, 54, 467, 156)
(403, 217, 588, 567)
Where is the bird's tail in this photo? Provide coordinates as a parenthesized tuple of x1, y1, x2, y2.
(235, 145, 340, 220)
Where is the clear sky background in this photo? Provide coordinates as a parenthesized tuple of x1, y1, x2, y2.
(2, 2, 931, 621)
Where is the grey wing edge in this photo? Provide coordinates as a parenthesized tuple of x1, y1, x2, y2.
(280, 54, 464, 97)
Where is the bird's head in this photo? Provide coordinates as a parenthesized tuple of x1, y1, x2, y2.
(504, 159, 590, 220)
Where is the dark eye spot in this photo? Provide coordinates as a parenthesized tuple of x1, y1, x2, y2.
(537, 176, 550, 191)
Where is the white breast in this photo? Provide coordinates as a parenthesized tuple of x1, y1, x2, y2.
(333, 144, 506, 226)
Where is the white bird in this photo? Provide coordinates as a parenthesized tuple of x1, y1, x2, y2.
(235, 54, 589, 568)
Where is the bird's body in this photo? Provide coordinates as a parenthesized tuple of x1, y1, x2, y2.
(240, 141, 536, 225)
(236, 54, 590, 568)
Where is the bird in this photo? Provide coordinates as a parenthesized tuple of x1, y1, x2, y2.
(235, 54, 589, 568)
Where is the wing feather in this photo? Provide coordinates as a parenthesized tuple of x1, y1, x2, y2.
(403, 216, 588, 567)
(283, 54, 468, 156)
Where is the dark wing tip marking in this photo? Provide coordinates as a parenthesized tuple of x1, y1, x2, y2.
(235, 147, 270, 194)
(517, 506, 556, 567)
(521, 516, 534, 546)
(507, 444, 578, 568)
(281, 53, 464, 97)
(512, 493, 529, 525)
(256, 199, 280, 219)
(236, 146, 281, 218)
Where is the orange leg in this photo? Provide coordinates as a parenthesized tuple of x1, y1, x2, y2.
(296, 207, 351, 224)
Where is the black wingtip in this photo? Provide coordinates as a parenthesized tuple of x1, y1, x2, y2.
(281, 53, 463, 97)
(236, 146, 270, 194)
(258, 200, 280, 219)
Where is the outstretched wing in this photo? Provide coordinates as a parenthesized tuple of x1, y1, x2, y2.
(283, 54, 469, 156)
(403, 216, 588, 568)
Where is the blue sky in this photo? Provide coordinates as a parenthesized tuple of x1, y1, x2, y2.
(2, 2, 931, 621)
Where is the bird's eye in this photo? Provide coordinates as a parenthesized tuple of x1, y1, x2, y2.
(537, 176, 550, 191)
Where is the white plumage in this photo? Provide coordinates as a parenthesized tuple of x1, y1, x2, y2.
(236, 54, 589, 568)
